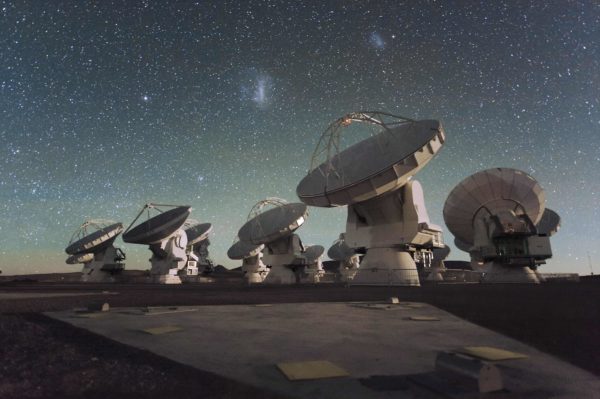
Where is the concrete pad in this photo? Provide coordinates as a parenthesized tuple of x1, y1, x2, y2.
(277, 360, 349, 380)
(72, 312, 109, 319)
(457, 346, 528, 361)
(47, 302, 600, 399)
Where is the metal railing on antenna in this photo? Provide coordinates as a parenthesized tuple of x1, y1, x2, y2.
(308, 111, 416, 177)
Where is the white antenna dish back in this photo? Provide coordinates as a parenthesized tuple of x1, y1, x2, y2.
(443, 168, 545, 246)
(297, 111, 446, 286)
(443, 168, 556, 283)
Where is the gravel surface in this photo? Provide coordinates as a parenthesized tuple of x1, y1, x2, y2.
(0, 313, 288, 399)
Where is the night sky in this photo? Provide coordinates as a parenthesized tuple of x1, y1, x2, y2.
(1, 1, 598, 275)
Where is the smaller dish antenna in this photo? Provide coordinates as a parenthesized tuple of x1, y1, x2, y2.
(65, 219, 126, 282)
(231, 198, 310, 284)
(327, 233, 360, 282)
(426, 245, 450, 282)
(226, 198, 287, 283)
(443, 168, 559, 283)
(66, 253, 94, 265)
(182, 219, 214, 276)
(123, 203, 191, 284)
(300, 245, 326, 283)
(536, 209, 561, 236)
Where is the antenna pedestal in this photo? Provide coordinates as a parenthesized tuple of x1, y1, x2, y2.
(351, 248, 420, 286)
(148, 230, 188, 284)
(299, 262, 325, 283)
(426, 266, 445, 281)
(338, 255, 360, 282)
(242, 254, 269, 283)
(482, 262, 540, 284)
(81, 246, 125, 283)
(262, 234, 304, 284)
(347, 181, 442, 286)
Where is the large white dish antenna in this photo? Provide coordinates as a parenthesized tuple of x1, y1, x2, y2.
(536, 208, 560, 236)
(123, 204, 191, 244)
(443, 168, 545, 246)
(238, 203, 308, 245)
(65, 221, 124, 255)
(297, 113, 445, 207)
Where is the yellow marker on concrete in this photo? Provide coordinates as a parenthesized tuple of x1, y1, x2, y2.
(141, 325, 183, 335)
(458, 346, 528, 361)
(277, 360, 349, 381)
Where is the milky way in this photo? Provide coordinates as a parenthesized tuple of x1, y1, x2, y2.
(0, 1, 598, 275)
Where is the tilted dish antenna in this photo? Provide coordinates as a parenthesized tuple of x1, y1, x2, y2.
(226, 200, 288, 284)
(123, 203, 191, 284)
(443, 168, 557, 283)
(65, 219, 126, 282)
(297, 111, 446, 286)
(327, 234, 360, 282)
(234, 200, 309, 284)
(66, 219, 123, 255)
(536, 208, 561, 236)
(182, 219, 214, 276)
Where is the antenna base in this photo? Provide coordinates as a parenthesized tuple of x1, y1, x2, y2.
(351, 249, 420, 286)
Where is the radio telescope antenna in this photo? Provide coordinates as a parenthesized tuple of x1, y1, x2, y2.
(298, 112, 445, 286)
(327, 233, 361, 282)
(65, 219, 126, 282)
(229, 199, 311, 284)
(182, 219, 214, 276)
(123, 203, 191, 284)
(443, 168, 559, 283)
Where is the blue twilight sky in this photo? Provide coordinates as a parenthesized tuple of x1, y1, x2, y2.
(0, 1, 598, 275)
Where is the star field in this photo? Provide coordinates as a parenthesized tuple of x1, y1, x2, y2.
(1, 1, 598, 275)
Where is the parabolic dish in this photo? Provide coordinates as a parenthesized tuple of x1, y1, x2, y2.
(66, 253, 94, 265)
(443, 168, 545, 246)
(304, 245, 325, 263)
(327, 240, 355, 261)
(297, 119, 445, 207)
(185, 222, 213, 246)
(123, 206, 191, 245)
(238, 203, 308, 245)
(536, 208, 560, 236)
(65, 222, 123, 255)
(227, 240, 264, 260)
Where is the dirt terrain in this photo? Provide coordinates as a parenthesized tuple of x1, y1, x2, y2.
(1, 281, 599, 398)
